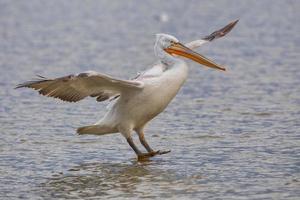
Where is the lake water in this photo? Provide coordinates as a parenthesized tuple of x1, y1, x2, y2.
(0, 0, 299, 199)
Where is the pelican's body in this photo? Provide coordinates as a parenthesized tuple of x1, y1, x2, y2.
(99, 59, 188, 138)
(17, 20, 238, 160)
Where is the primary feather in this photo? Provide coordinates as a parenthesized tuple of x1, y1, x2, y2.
(16, 71, 144, 102)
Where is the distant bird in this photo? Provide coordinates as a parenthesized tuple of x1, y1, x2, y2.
(17, 20, 238, 160)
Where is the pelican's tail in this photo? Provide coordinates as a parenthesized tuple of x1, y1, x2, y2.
(77, 125, 117, 136)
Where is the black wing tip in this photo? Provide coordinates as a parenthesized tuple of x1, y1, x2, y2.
(232, 19, 239, 24)
(35, 74, 47, 79)
(15, 83, 24, 89)
(15, 85, 27, 89)
(203, 19, 239, 41)
(15, 81, 36, 89)
(230, 19, 239, 28)
(15, 75, 50, 89)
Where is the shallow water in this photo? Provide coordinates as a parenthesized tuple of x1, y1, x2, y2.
(1, 0, 300, 199)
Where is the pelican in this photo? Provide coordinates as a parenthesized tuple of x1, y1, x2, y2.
(17, 20, 238, 160)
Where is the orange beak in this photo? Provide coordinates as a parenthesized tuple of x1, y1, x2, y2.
(164, 42, 226, 71)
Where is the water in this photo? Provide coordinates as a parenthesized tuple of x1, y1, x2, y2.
(1, 0, 299, 199)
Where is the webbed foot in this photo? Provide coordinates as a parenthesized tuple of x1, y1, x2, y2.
(137, 150, 171, 161)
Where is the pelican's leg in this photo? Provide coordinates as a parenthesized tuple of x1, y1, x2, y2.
(121, 128, 145, 159)
(126, 136, 158, 160)
(138, 133, 154, 153)
(137, 131, 171, 156)
(126, 137, 142, 155)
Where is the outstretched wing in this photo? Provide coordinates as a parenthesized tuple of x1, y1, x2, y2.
(202, 19, 239, 41)
(16, 71, 144, 102)
(185, 19, 239, 50)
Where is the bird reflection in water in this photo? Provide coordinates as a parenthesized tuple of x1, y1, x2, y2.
(39, 160, 173, 198)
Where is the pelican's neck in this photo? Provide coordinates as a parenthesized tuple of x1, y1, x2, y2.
(154, 43, 178, 66)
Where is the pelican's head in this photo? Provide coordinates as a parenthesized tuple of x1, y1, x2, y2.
(155, 33, 226, 71)
(155, 33, 179, 49)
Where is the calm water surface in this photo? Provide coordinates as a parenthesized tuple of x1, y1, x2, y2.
(0, 0, 299, 199)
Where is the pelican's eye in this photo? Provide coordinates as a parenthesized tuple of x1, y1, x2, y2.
(169, 40, 177, 47)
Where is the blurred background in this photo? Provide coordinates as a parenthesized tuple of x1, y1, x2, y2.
(0, 0, 299, 199)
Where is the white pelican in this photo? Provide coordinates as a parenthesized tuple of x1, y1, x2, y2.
(17, 20, 238, 160)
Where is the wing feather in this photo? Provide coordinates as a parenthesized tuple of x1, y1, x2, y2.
(185, 19, 239, 50)
(202, 19, 239, 42)
(16, 71, 144, 102)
